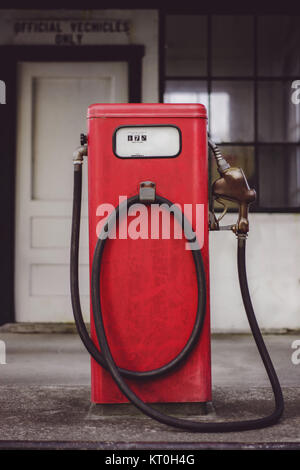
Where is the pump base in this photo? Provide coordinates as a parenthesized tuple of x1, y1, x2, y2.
(87, 401, 212, 418)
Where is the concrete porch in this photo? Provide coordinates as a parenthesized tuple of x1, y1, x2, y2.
(0, 327, 299, 449)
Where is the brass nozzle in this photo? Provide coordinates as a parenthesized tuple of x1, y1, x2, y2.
(212, 167, 256, 234)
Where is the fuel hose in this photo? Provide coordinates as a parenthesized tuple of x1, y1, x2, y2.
(70, 162, 284, 432)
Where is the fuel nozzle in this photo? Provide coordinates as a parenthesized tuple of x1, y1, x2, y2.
(209, 139, 256, 235)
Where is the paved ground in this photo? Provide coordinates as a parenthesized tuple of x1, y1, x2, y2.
(0, 330, 299, 449)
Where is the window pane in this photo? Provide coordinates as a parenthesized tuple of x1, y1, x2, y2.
(258, 81, 300, 142)
(258, 145, 300, 208)
(164, 80, 208, 111)
(210, 81, 254, 142)
(258, 16, 300, 76)
(212, 15, 254, 76)
(211, 146, 255, 210)
(165, 15, 207, 77)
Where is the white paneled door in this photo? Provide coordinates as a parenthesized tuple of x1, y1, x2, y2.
(15, 61, 128, 322)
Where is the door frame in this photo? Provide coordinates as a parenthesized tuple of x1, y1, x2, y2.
(0, 44, 145, 325)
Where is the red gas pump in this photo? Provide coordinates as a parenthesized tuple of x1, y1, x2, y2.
(87, 104, 210, 405)
(71, 103, 284, 432)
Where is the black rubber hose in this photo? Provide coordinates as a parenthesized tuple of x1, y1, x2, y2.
(71, 163, 284, 432)
(71, 163, 206, 380)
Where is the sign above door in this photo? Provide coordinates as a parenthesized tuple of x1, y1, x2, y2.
(13, 19, 132, 46)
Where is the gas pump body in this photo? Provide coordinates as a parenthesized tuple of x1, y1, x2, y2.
(87, 104, 211, 404)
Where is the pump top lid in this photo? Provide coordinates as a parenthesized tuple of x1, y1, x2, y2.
(87, 103, 207, 119)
